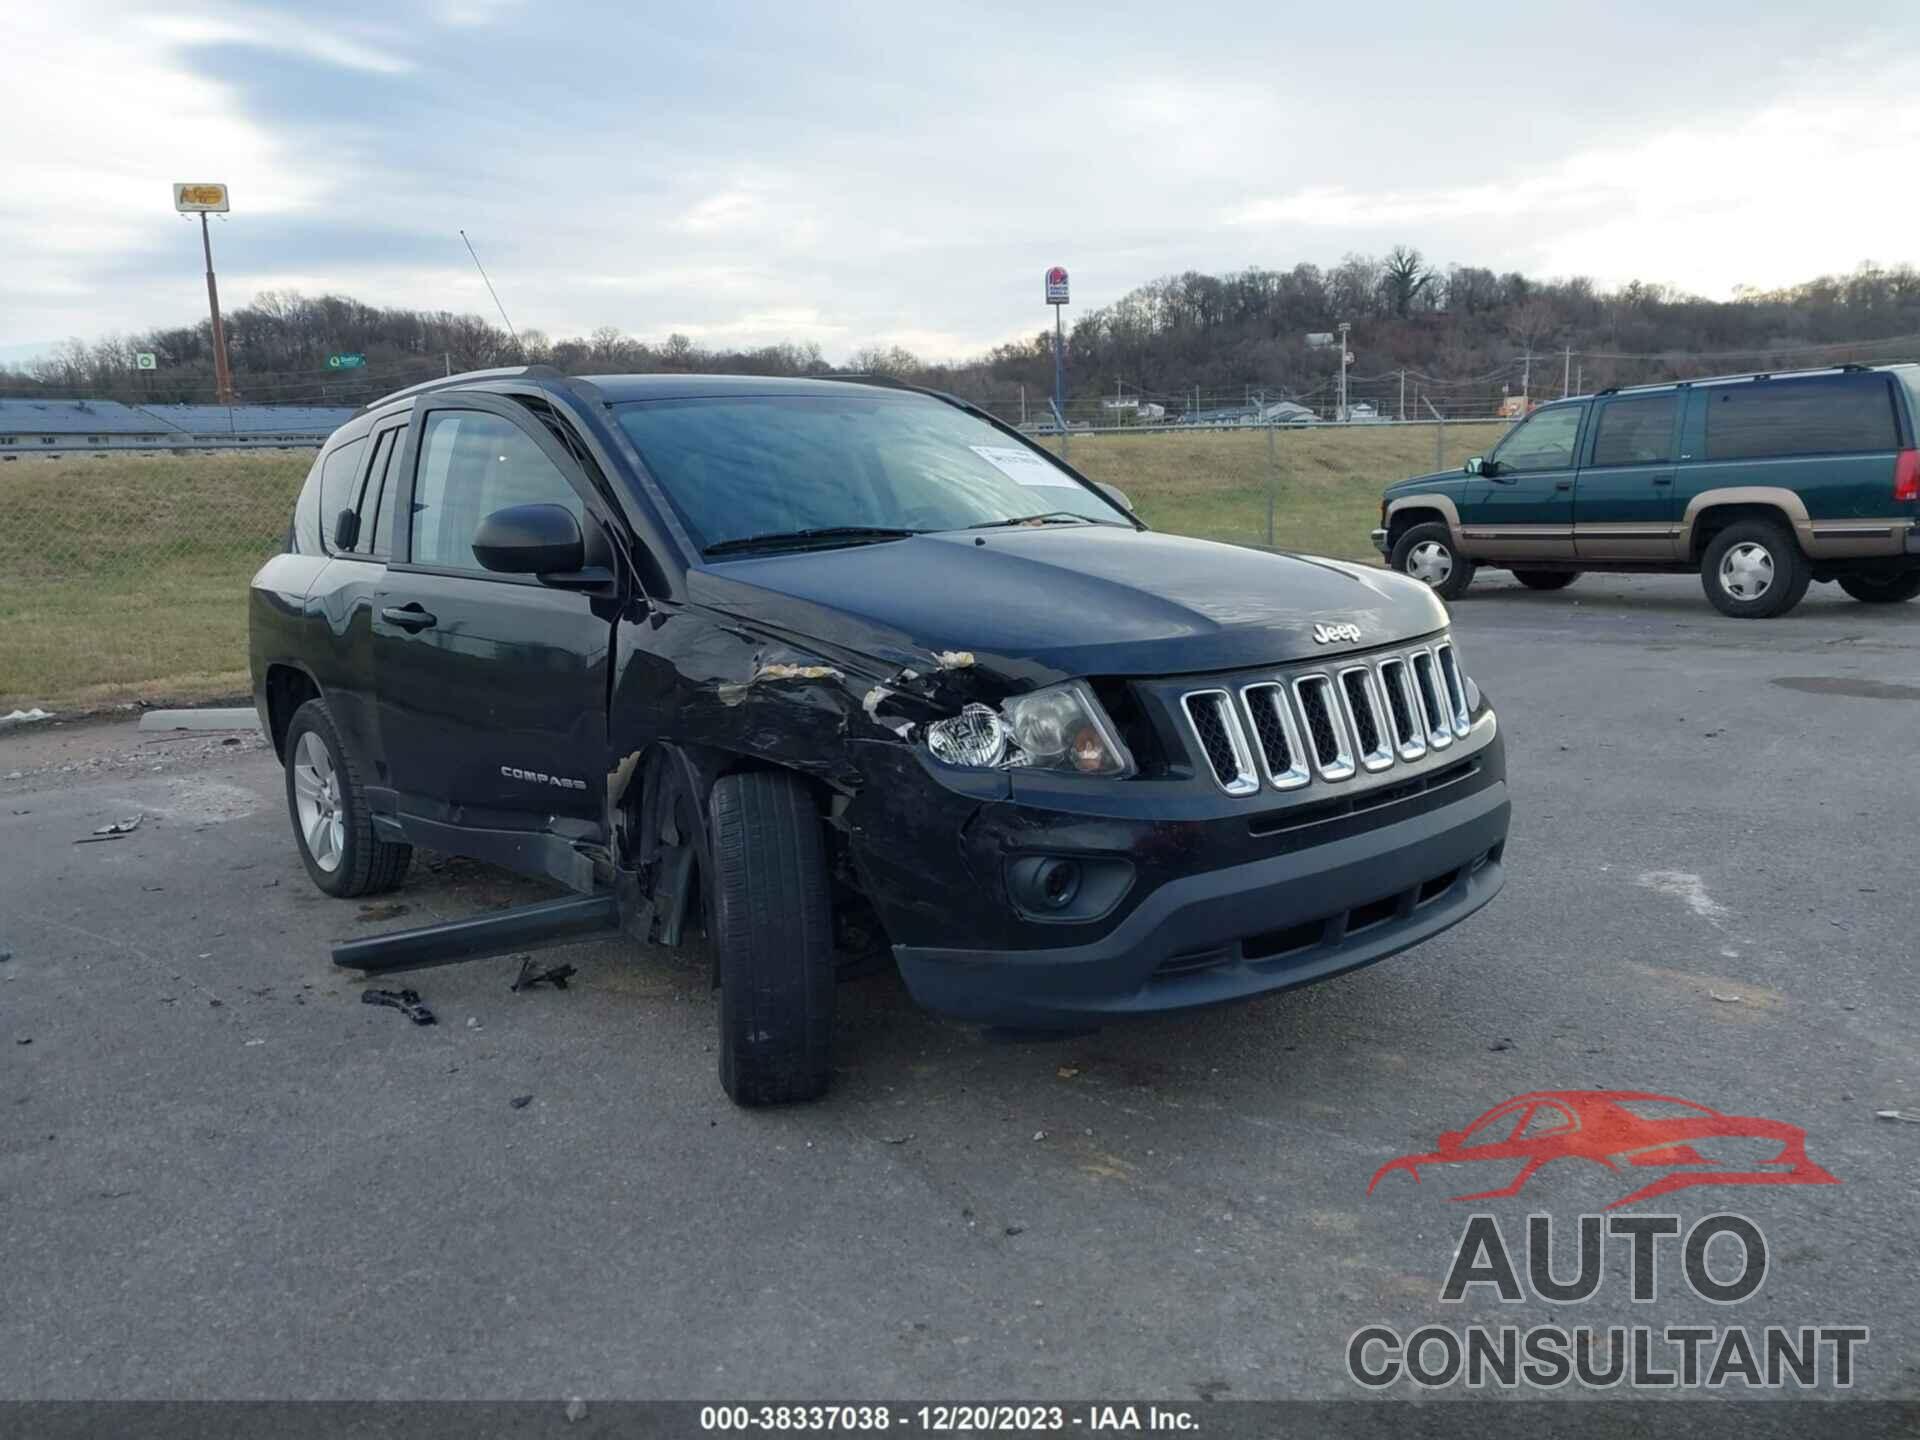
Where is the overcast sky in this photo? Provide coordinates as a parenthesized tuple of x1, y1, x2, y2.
(5, 0, 1918, 363)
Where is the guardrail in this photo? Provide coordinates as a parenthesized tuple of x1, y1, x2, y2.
(1, 436, 327, 459)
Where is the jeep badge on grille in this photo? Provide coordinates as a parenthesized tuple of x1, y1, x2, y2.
(1313, 622, 1363, 645)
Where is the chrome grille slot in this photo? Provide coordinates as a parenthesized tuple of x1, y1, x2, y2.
(1409, 649, 1453, 749)
(1375, 658, 1426, 761)
(1239, 682, 1310, 790)
(1338, 667, 1393, 773)
(1175, 634, 1474, 799)
(1291, 675, 1355, 781)
(1181, 689, 1259, 795)
(1434, 642, 1471, 737)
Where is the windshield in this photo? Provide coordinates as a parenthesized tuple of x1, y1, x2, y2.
(613, 393, 1132, 554)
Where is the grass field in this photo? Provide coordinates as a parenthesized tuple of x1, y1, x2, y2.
(1042, 422, 1502, 556)
(1, 451, 311, 711)
(0, 422, 1505, 712)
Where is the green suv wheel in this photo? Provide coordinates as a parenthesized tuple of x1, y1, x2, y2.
(1700, 518, 1811, 619)
(1390, 522, 1475, 600)
(1837, 570, 1920, 604)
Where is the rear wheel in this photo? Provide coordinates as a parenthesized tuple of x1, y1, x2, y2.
(1390, 521, 1475, 600)
(1837, 570, 1920, 604)
(711, 770, 835, 1107)
(1700, 518, 1811, 619)
(283, 699, 412, 897)
(1513, 570, 1580, 591)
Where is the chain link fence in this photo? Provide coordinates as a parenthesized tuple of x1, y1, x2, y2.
(0, 420, 1507, 715)
(1, 449, 312, 712)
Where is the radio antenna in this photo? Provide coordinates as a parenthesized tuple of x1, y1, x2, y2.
(460, 228, 519, 342)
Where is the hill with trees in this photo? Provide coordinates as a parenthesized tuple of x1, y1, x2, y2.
(5, 252, 1916, 422)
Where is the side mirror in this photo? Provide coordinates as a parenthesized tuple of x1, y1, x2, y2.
(1097, 482, 1134, 513)
(332, 507, 359, 551)
(473, 503, 585, 576)
(1463, 457, 1484, 477)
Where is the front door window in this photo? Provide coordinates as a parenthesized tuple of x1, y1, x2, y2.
(1492, 406, 1583, 473)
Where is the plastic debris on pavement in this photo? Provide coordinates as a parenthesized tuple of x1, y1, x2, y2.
(75, 814, 144, 844)
(360, 988, 437, 1026)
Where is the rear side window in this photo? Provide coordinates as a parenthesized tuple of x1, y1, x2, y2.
(410, 410, 583, 572)
(350, 429, 400, 558)
(1704, 378, 1899, 460)
(317, 437, 368, 551)
(1589, 393, 1677, 467)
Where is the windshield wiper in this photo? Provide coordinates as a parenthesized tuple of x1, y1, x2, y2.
(703, 526, 923, 557)
(963, 511, 1101, 531)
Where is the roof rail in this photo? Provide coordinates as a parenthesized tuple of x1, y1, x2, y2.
(360, 364, 573, 414)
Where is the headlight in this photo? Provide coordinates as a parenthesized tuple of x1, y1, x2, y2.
(924, 680, 1134, 777)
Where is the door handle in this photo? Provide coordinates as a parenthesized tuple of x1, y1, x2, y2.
(1652, 476, 1673, 486)
(1554, 480, 1572, 491)
(380, 604, 437, 632)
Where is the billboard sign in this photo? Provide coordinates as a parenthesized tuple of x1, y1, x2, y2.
(1045, 266, 1069, 305)
(327, 354, 367, 370)
(172, 183, 230, 213)
(135, 352, 157, 371)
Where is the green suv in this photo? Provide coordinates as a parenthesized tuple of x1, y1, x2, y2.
(1371, 363, 1920, 617)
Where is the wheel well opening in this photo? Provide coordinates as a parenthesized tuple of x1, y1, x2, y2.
(1690, 503, 1793, 562)
(264, 665, 319, 761)
(1388, 508, 1447, 547)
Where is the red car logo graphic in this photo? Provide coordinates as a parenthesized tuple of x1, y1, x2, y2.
(1367, 1090, 1837, 1210)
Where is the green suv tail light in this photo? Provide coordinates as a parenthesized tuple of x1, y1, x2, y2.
(1896, 449, 1919, 503)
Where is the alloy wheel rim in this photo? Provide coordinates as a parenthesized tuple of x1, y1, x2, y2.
(292, 731, 345, 873)
(1407, 540, 1454, 586)
(1720, 542, 1775, 601)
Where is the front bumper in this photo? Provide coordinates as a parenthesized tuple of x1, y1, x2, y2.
(893, 772, 1508, 1028)
(1370, 527, 1390, 555)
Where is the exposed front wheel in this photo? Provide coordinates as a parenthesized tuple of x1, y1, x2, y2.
(1389, 522, 1475, 600)
(1513, 570, 1579, 591)
(283, 699, 412, 897)
(1837, 570, 1920, 604)
(1700, 519, 1811, 618)
(711, 770, 835, 1107)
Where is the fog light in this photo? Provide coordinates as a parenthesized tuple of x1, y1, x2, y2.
(1035, 857, 1081, 909)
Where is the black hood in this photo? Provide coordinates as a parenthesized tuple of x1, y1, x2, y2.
(686, 527, 1447, 684)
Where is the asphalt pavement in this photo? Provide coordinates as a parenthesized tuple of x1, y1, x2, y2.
(2, 572, 1917, 1404)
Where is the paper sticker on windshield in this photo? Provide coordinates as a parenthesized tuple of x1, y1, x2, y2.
(969, 445, 1078, 487)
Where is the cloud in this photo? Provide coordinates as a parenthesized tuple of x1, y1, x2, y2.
(4, 2, 1918, 360)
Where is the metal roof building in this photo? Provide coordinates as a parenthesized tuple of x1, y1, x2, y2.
(0, 399, 356, 456)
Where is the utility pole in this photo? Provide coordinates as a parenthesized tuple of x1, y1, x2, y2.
(1019, 383, 1026, 425)
(1337, 321, 1351, 422)
(199, 212, 234, 405)
(1521, 347, 1532, 405)
(1398, 369, 1406, 422)
(1562, 345, 1571, 398)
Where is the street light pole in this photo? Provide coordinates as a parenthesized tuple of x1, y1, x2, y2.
(1337, 321, 1351, 422)
(200, 212, 234, 405)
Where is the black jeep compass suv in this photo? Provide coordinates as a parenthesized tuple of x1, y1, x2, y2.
(251, 368, 1509, 1105)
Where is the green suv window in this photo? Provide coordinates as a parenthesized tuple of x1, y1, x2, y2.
(1590, 394, 1677, 466)
(1705, 377, 1898, 460)
(1491, 405, 1583, 472)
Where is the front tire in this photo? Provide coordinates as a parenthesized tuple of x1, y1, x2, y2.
(1390, 521, 1475, 600)
(711, 770, 835, 1107)
(1837, 570, 1920, 604)
(283, 699, 412, 897)
(1700, 519, 1811, 618)
(1513, 570, 1579, 591)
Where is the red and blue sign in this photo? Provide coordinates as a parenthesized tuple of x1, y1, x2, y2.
(1045, 266, 1069, 305)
